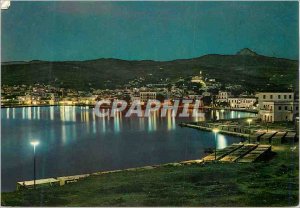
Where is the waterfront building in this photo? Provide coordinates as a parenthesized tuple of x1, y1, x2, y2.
(228, 97, 257, 109)
(216, 91, 232, 103)
(140, 91, 157, 103)
(255, 92, 299, 122)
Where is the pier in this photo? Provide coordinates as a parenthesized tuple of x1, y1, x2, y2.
(203, 143, 271, 163)
(179, 120, 298, 145)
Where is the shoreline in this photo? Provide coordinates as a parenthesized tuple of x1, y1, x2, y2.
(1, 104, 93, 109)
(8, 158, 205, 192)
(1, 104, 258, 113)
(2, 144, 298, 206)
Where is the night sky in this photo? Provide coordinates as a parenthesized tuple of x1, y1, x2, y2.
(1, 1, 298, 62)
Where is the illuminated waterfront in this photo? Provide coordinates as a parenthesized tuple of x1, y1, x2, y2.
(1, 106, 255, 191)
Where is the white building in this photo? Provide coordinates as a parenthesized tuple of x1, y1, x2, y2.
(216, 91, 232, 103)
(255, 92, 298, 122)
(139, 92, 156, 103)
(228, 97, 257, 109)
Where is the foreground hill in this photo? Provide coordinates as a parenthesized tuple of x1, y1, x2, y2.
(2, 49, 298, 91)
(2, 145, 298, 206)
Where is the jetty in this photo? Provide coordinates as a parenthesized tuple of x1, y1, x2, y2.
(180, 121, 298, 145)
(16, 178, 60, 190)
(202, 144, 243, 161)
(219, 144, 258, 162)
(16, 174, 90, 190)
(203, 143, 271, 163)
(271, 132, 287, 145)
(179, 123, 249, 139)
(259, 131, 277, 144)
(239, 145, 272, 163)
(284, 131, 297, 143)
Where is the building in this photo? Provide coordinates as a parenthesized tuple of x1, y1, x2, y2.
(139, 92, 156, 103)
(228, 97, 257, 109)
(216, 91, 232, 103)
(191, 71, 204, 83)
(255, 92, 298, 122)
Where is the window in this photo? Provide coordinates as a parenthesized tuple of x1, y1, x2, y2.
(278, 106, 281, 110)
(278, 95, 281, 99)
(284, 95, 287, 99)
(285, 106, 287, 110)
(263, 95, 266, 99)
(296, 106, 299, 111)
(289, 95, 292, 99)
(270, 95, 273, 99)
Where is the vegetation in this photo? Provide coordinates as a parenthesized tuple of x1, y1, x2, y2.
(2, 52, 298, 91)
(2, 145, 298, 206)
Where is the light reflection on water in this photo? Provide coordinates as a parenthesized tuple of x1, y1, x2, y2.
(1, 106, 256, 191)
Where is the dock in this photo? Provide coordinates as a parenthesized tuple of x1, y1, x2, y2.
(259, 131, 277, 144)
(284, 131, 297, 144)
(179, 123, 249, 138)
(57, 174, 90, 186)
(238, 145, 272, 163)
(17, 178, 60, 190)
(180, 121, 298, 145)
(203, 143, 271, 163)
(271, 132, 287, 145)
(219, 144, 258, 162)
(249, 130, 266, 143)
(203, 144, 243, 161)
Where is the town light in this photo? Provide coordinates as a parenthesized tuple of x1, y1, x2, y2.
(212, 128, 220, 133)
(30, 141, 39, 147)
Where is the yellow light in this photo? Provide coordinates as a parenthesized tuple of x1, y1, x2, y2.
(247, 119, 253, 123)
(212, 128, 220, 133)
(220, 109, 225, 113)
(30, 141, 39, 147)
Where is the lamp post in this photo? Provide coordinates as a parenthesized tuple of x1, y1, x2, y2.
(265, 113, 269, 132)
(30, 141, 39, 189)
(212, 128, 220, 161)
(247, 118, 252, 127)
(247, 118, 253, 143)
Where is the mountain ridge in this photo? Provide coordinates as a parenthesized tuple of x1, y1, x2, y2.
(2, 48, 298, 65)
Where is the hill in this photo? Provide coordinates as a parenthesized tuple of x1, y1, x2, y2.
(1, 49, 298, 91)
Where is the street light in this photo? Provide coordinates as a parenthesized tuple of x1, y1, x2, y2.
(246, 119, 253, 144)
(220, 109, 225, 113)
(30, 141, 39, 189)
(265, 113, 269, 132)
(247, 118, 253, 127)
(212, 128, 220, 161)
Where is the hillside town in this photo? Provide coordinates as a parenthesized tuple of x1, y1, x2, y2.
(1, 71, 299, 123)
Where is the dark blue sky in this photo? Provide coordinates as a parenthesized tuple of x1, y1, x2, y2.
(1, 1, 298, 62)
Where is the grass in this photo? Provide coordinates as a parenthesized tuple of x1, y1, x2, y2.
(1, 144, 299, 206)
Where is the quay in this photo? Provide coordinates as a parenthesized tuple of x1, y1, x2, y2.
(179, 123, 249, 139)
(179, 119, 298, 144)
(16, 142, 273, 191)
(16, 174, 90, 190)
(219, 144, 258, 162)
(203, 143, 272, 163)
